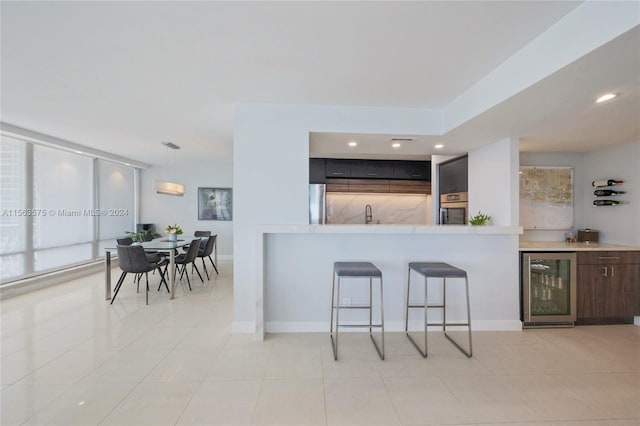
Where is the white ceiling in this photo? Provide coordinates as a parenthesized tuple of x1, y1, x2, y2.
(1, 1, 638, 165)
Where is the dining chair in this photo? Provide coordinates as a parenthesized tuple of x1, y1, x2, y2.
(195, 235, 218, 279)
(112, 245, 169, 305)
(181, 231, 210, 253)
(117, 236, 161, 291)
(174, 238, 204, 290)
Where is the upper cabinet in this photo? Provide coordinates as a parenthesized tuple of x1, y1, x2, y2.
(439, 155, 468, 194)
(350, 160, 394, 179)
(309, 158, 326, 184)
(325, 159, 351, 178)
(393, 160, 431, 180)
(315, 159, 431, 181)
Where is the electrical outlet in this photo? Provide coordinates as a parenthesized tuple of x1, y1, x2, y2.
(342, 297, 351, 307)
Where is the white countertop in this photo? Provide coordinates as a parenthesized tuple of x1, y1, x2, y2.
(519, 241, 640, 251)
(258, 224, 523, 235)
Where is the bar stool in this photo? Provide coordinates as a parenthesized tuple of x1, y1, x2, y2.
(405, 262, 472, 357)
(330, 261, 384, 361)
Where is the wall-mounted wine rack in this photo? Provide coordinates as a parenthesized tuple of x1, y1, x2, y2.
(592, 179, 629, 206)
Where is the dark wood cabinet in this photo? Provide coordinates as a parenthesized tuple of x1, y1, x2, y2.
(439, 155, 468, 194)
(348, 179, 390, 193)
(325, 159, 351, 178)
(389, 180, 431, 194)
(309, 158, 325, 184)
(350, 160, 394, 179)
(393, 161, 431, 180)
(325, 178, 430, 194)
(318, 158, 431, 182)
(576, 251, 640, 323)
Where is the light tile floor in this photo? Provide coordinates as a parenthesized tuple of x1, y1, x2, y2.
(1, 260, 639, 425)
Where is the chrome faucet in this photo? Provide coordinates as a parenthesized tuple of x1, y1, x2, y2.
(365, 204, 373, 225)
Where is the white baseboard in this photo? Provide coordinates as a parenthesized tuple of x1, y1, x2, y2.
(265, 319, 522, 333)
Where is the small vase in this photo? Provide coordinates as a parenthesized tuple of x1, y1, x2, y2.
(168, 233, 177, 242)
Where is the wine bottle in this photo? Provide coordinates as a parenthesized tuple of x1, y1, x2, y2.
(594, 189, 626, 196)
(593, 199, 629, 206)
(592, 179, 623, 187)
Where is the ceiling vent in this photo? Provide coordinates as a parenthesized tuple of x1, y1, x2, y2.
(390, 138, 414, 142)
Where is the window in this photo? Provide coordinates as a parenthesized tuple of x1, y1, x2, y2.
(0, 135, 137, 283)
(0, 137, 27, 280)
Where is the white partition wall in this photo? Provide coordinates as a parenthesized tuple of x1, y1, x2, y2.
(233, 104, 521, 334)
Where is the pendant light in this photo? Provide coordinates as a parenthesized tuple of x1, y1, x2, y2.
(154, 141, 185, 196)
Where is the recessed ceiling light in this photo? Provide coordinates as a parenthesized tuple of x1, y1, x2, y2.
(434, 144, 444, 149)
(596, 93, 617, 103)
(391, 143, 401, 148)
(348, 141, 357, 147)
(75, 150, 83, 154)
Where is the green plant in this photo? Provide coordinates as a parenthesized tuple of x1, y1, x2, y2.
(165, 224, 183, 235)
(468, 211, 491, 226)
(125, 230, 161, 243)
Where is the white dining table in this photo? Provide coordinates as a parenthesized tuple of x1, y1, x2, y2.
(104, 238, 192, 300)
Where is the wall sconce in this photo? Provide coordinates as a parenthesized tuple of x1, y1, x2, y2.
(154, 180, 185, 196)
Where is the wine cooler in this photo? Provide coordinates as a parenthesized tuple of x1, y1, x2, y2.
(521, 252, 576, 328)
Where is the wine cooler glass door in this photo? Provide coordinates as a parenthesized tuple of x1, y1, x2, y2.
(523, 253, 576, 326)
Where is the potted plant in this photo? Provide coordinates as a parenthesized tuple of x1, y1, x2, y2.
(468, 211, 491, 226)
(125, 229, 160, 243)
(165, 224, 183, 241)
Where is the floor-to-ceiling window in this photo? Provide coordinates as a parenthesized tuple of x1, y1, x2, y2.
(0, 135, 138, 283)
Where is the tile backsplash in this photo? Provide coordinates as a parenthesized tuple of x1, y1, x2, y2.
(326, 193, 431, 224)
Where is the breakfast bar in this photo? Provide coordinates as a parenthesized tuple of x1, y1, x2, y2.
(255, 224, 522, 340)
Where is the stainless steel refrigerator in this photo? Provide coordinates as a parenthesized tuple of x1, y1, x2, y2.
(309, 184, 326, 224)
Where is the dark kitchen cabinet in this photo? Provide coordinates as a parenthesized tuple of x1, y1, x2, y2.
(439, 155, 468, 194)
(309, 158, 326, 184)
(325, 159, 351, 178)
(325, 178, 431, 194)
(350, 160, 394, 179)
(393, 161, 431, 180)
(576, 251, 640, 324)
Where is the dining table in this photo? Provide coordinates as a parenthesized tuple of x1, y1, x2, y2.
(104, 238, 192, 301)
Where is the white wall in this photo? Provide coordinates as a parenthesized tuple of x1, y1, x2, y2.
(583, 141, 640, 246)
(233, 104, 444, 331)
(519, 151, 585, 242)
(233, 104, 520, 332)
(140, 160, 234, 257)
(468, 137, 519, 226)
(519, 141, 640, 247)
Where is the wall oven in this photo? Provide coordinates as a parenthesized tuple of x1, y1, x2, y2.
(440, 192, 468, 225)
(521, 252, 576, 328)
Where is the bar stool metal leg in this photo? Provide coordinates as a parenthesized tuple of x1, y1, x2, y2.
(443, 276, 473, 357)
(405, 262, 473, 358)
(330, 262, 384, 361)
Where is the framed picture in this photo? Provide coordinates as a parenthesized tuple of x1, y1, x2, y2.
(198, 187, 232, 220)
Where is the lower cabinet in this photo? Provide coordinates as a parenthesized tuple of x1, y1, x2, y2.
(576, 251, 640, 324)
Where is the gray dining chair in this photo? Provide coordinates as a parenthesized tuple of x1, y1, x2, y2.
(174, 238, 204, 290)
(112, 245, 169, 305)
(117, 236, 161, 291)
(196, 235, 218, 278)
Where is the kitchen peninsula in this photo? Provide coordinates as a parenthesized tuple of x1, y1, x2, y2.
(255, 224, 522, 340)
